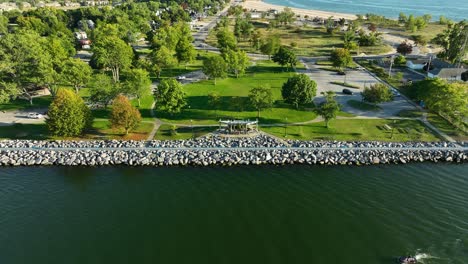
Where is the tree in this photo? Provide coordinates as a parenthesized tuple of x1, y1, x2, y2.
(149, 46, 177, 78)
(155, 78, 186, 114)
(216, 27, 237, 54)
(62, 58, 93, 93)
(224, 49, 250, 78)
(397, 41, 413, 55)
(281, 74, 317, 109)
(0, 14, 8, 35)
(410, 35, 428, 46)
(433, 21, 467, 63)
(46, 88, 92, 137)
(123, 68, 152, 107)
(276, 7, 296, 25)
(343, 31, 357, 49)
(202, 55, 228, 85)
(249, 85, 274, 118)
(89, 74, 120, 107)
(175, 24, 195, 69)
(0, 82, 19, 104)
(316, 91, 340, 128)
(272, 46, 297, 71)
(260, 35, 280, 59)
(361, 83, 393, 105)
(110, 94, 142, 135)
(398, 12, 407, 24)
(250, 29, 263, 50)
(92, 36, 134, 82)
(325, 16, 336, 35)
(394, 55, 407, 65)
(330, 48, 352, 71)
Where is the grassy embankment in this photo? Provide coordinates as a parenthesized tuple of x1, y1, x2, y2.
(261, 119, 439, 141)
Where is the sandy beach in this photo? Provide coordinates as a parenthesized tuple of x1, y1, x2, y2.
(241, 0, 357, 20)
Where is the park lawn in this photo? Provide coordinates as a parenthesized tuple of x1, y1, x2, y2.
(261, 119, 440, 141)
(156, 61, 317, 125)
(87, 120, 154, 140)
(347, 100, 382, 112)
(0, 123, 49, 139)
(427, 113, 468, 141)
(0, 96, 52, 112)
(154, 124, 217, 140)
(208, 22, 392, 56)
(379, 23, 447, 42)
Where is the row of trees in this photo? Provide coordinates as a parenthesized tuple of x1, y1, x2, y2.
(46, 89, 141, 137)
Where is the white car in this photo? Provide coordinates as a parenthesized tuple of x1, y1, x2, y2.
(27, 113, 43, 119)
(177, 76, 186, 80)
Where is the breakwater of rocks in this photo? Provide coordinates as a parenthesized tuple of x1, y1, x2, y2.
(0, 136, 466, 166)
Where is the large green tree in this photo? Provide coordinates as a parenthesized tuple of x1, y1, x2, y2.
(202, 55, 228, 85)
(149, 46, 178, 78)
(260, 35, 280, 59)
(224, 49, 250, 78)
(316, 91, 341, 128)
(0, 82, 19, 104)
(46, 88, 92, 137)
(272, 46, 297, 71)
(175, 23, 195, 68)
(281, 74, 317, 109)
(89, 74, 120, 107)
(123, 68, 152, 107)
(216, 27, 237, 54)
(92, 36, 134, 82)
(110, 94, 142, 135)
(62, 58, 93, 93)
(155, 78, 186, 114)
(330, 48, 352, 71)
(361, 83, 394, 105)
(249, 85, 274, 118)
(433, 21, 467, 63)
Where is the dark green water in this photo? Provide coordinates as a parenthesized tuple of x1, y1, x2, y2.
(1, 164, 467, 264)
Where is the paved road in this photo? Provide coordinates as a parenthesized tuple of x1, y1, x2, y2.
(0, 109, 47, 126)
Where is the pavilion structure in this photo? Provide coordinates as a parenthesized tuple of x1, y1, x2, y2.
(218, 119, 259, 135)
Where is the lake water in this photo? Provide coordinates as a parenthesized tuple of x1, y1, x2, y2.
(1, 164, 467, 264)
(265, 0, 468, 21)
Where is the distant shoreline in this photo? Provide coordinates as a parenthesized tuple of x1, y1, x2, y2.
(241, 0, 357, 20)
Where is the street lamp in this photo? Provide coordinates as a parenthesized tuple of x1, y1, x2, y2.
(190, 119, 194, 139)
(388, 55, 395, 77)
(284, 117, 288, 138)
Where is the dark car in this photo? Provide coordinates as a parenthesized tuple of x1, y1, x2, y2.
(337, 71, 346, 75)
(342, 89, 353, 95)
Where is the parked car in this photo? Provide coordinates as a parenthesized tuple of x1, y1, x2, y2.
(342, 89, 353, 95)
(177, 75, 186, 80)
(391, 89, 401, 97)
(356, 66, 365, 70)
(337, 71, 346, 75)
(27, 113, 43, 119)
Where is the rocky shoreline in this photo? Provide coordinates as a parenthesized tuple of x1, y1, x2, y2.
(0, 136, 466, 166)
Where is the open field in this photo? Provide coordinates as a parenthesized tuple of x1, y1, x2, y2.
(261, 119, 440, 141)
(156, 61, 317, 125)
(154, 124, 217, 140)
(427, 113, 468, 141)
(207, 22, 392, 57)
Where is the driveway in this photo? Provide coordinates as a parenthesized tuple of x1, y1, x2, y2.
(0, 109, 47, 126)
(301, 60, 417, 118)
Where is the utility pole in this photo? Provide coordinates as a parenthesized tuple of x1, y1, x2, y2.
(388, 55, 395, 77)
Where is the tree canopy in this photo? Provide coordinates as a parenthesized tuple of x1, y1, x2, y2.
(330, 48, 352, 70)
(155, 78, 186, 114)
(202, 55, 228, 84)
(110, 94, 142, 135)
(281, 74, 317, 109)
(361, 83, 393, 104)
(272, 46, 297, 71)
(316, 91, 341, 128)
(249, 85, 274, 118)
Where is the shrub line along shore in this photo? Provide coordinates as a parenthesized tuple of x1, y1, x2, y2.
(241, 0, 357, 20)
(1, 136, 466, 166)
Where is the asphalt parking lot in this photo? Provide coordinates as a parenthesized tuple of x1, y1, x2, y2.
(301, 60, 418, 118)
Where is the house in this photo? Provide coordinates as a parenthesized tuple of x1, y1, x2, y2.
(428, 68, 466, 81)
(250, 12, 262, 19)
(74, 31, 88, 40)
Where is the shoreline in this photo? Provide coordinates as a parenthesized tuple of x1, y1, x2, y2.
(1, 138, 466, 166)
(241, 0, 357, 20)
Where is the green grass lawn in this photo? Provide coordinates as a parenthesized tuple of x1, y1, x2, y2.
(207, 22, 392, 57)
(0, 96, 52, 112)
(87, 120, 154, 140)
(347, 100, 382, 112)
(154, 124, 217, 140)
(156, 61, 317, 125)
(261, 119, 439, 141)
(0, 123, 49, 139)
(427, 113, 468, 141)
